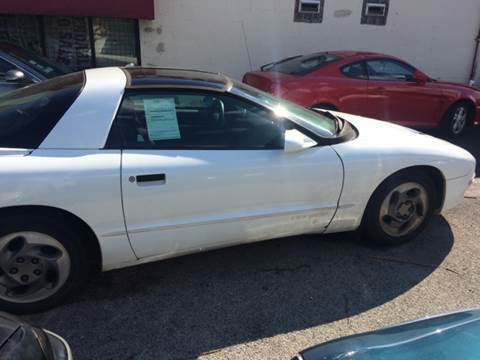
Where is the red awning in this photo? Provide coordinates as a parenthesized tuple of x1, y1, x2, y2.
(0, 0, 155, 20)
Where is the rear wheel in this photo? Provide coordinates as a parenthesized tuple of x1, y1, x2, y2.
(363, 171, 435, 246)
(0, 216, 88, 314)
(442, 102, 472, 137)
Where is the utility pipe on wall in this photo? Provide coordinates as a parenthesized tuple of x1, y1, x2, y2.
(469, 26, 480, 86)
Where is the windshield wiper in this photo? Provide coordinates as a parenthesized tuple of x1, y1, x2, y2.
(310, 108, 344, 134)
(334, 113, 345, 133)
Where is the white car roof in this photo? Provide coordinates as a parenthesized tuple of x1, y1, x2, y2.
(39, 67, 126, 149)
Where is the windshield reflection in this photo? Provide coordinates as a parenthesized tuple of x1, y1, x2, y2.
(232, 80, 338, 138)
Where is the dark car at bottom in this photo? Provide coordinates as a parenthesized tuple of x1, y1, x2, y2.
(294, 309, 480, 360)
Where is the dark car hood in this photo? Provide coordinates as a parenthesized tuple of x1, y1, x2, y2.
(299, 309, 480, 360)
(0, 312, 56, 360)
(0, 313, 19, 347)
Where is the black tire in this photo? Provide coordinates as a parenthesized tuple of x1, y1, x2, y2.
(362, 170, 436, 246)
(0, 215, 89, 314)
(441, 101, 472, 137)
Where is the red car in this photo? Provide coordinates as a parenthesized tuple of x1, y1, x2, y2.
(243, 51, 480, 137)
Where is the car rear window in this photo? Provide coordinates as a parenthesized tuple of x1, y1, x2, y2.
(269, 53, 342, 76)
(0, 72, 84, 148)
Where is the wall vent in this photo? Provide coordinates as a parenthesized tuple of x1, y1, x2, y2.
(361, 0, 389, 25)
(294, 0, 324, 23)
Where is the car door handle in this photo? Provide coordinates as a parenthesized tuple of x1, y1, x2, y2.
(135, 174, 166, 183)
(372, 87, 386, 91)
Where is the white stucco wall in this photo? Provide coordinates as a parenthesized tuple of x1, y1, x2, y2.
(140, 0, 480, 83)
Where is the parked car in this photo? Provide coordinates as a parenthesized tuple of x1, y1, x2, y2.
(243, 51, 480, 137)
(293, 308, 480, 360)
(0, 42, 69, 94)
(0, 311, 72, 359)
(0, 67, 475, 313)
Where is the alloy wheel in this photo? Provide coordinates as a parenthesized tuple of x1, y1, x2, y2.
(451, 106, 468, 135)
(0, 232, 71, 303)
(379, 182, 429, 237)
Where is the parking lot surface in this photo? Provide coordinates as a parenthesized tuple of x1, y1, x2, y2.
(27, 128, 480, 360)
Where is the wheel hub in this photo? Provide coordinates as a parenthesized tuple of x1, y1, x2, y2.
(396, 201, 415, 220)
(5, 255, 45, 286)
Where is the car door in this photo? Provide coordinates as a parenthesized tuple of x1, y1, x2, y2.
(335, 61, 370, 116)
(365, 59, 445, 127)
(115, 89, 343, 258)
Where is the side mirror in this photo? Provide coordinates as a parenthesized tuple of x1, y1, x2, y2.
(412, 71, 429, 83)
(5, 69, 26, 83)
(284, 129, 317, 153)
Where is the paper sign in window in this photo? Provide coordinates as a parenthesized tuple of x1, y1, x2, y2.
(143, 98, 181, 140)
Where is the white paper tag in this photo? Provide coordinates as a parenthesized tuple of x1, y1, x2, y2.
(143, 98, 181, 141)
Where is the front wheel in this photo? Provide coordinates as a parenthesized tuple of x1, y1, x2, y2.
(363, 171, 435, 246)
(0, 216, 88, 314)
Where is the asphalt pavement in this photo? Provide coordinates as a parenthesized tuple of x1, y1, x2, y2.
(26, 127, 480, 360)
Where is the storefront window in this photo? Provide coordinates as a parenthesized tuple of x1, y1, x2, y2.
(0, 15, 140, 71)
(0, 15, 42, 54)
(43, 16, 93, 71)
(93, 18, 138, 67)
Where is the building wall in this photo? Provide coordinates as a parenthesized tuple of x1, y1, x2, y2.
(140, 0, 480, 83)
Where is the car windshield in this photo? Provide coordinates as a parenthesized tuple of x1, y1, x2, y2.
(269, 53, 341, 75)
(2, 43, 70, 79)
(233, 80, 338, 138)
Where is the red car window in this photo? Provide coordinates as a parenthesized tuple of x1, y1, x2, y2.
(366, 59, 415, 81)
(341, 62, 368, 80)
(270, 53, 342, 76)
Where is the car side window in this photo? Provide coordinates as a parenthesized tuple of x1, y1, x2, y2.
(341, 62, 368, 79)
(366, 59, 415, 81)
(112, 91, 285, 150)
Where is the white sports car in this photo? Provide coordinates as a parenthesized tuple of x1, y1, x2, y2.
(0, 67, 475, 313)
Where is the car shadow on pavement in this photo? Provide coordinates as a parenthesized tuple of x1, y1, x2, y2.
(27, 215, 453, 360)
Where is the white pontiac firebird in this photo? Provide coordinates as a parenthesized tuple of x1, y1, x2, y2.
(0, 67, 475, 313)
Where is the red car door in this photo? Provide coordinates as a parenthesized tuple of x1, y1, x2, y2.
(365, 59, 445, 128)
(333, 61, 370, 116)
